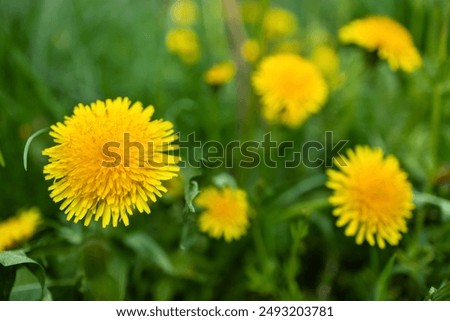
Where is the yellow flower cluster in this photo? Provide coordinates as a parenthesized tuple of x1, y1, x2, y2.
(0, 208, 40, 251)
(170, 0, 198, 26)
(39, 5, 421, 251)
(203, 61, 236, 86)
(166, 28, 201, 64)
(166, 0, 200, 64)
(263, 8, 298, 40)
(241, 39, 260, 64)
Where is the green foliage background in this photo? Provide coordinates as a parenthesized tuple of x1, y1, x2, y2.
(0, 0, 449, 300)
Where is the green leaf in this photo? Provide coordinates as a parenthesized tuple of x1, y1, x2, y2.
(184, 179, 199, 214)
(124, 232, 175, 275)
(9, 266, 43, 300)
(414, 192, 450, 218)
(374, 254, 396, 300)
(180, 178, 201, 250)
(212, 172, 237, 189)
(280, 196, 330, 221)
(427, 281, 450, 301)
(0, 263, 15, 300)
(0, 250, 46, 300)
(274, 174, 327, 207)
(23, 127, 48, 171)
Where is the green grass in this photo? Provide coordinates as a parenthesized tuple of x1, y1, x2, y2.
(0, 0, 449, 300)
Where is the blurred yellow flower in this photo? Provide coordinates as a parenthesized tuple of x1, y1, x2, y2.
(326, 146, 414, 249)
(264, 8, 298, 39)
(241, 39, 260, 64)
(166, 28, 200, 64)
(0, 208, 40, 251)
(203, 61, 236, 86)
(170, 0, 198, 26)
(311, 44, 345, 88)
(43, 97, 180, 228)
(311, 45, 339, 76)
(195, 186, 250, 242)
(253, 53, 328, 128)
(240, 0, 263, 25)
(339, 16, 422, 72)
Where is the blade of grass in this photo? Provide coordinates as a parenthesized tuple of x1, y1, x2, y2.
(23, 127, 48, 171)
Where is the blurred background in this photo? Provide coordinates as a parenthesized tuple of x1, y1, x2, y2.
(0, 0, 449, 300)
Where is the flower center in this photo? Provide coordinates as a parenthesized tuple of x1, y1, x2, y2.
(352, 173, 397, 221)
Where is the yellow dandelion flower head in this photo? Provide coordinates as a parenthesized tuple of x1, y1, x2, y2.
(252, 53, 328, 128)
(170, 0, 198, 26)
(241, 39, 260, 64)
(203, 61, 236, 86)
(195, 186, 250, 242)
(0, 208, 40, 251)
(241, 0, 263, 25)
(264, 8, 298, 39)
(165, 28, 200, 64)
(42, 97, 180, 228)
(326, 146, 414, 249)
(339, 16, 422, 72)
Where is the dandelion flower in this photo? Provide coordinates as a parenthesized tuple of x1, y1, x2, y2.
(166, 28, 200, 64)
(0, 208, 40, 251)
(326, 146, 414, 249)
(264, 8, 298, 39)
(195, 186, 250, 242)
(252, 53, 328, 128)
(203, 61, 236, 86)
(339, 16, 422, 72)
(42, 97, 180, 228)
(241, 39, 260, 64)
(170, 0, 198, 26)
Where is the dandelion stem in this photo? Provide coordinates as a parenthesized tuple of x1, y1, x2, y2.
(222, 0, 250, 137)
(370, 246, 380, 275)
(430, 4, 448, 168)
(252, 216, 268, 269)
(210, 90, 222, 140)
(410, 0, 425, 49)
(257, 0, 271, 56)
